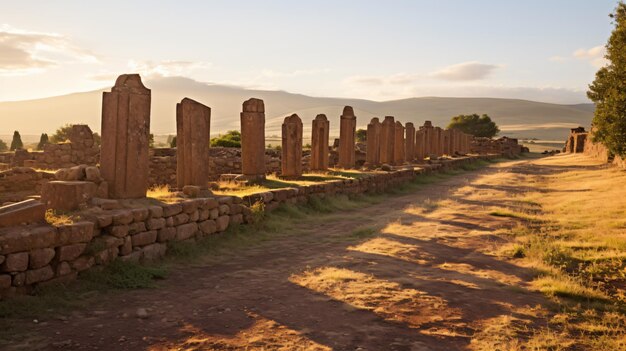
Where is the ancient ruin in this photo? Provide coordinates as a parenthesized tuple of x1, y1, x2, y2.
(380, 116, 396, 165)
(240, 98, 266, 179)
(366, 117, 381, 167)
(176, 98, 211, 190)
(393, 121, 405, 165)
(338, 106, 357, 169)
(415, 129, 425, 161)
(101, 74, 151, 199)
(405, 123, 416, 161)
(281, 114, 303, 178)
(421, 121, 434, 159)
(310, 114, 330, 171)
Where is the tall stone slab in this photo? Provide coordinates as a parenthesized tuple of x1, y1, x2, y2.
(421, 121, 434, 159)
(281, 114, 303, 178)
(415, 129, 425, 161)
(310, 114, 330, 171)
(176, 98, 211, 189)
(380, 116, 395, 165)
(405, 122, 415, 161)
(393, 121, 405, 165)
(365, 118, 381, 167)
(442, 129, 450, 156)
(101, 74, 151, 199)
(338, 106, 357, 169)
(241, 98, 266, 179)
(432, 127, 442, 157)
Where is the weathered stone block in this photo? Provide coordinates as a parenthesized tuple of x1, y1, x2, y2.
(177, 98, 211, 189)
(109, 225, 129, 238)
(0, 225, 57, 255)
(199, 220, 217, 235)
(131, 230, 157, 247)
(57, 244, 87, 262)
(100, 74, 151, 199)
(175, 223, 198, 241)
(29, 248, 55, 269)
(25, 265, 54, 285)
(57, 222, 94, 244)
(281, 114, 303, 177)
(216, 215, 230, 232)
(157, 227, 176, 242)
(142, 243, 167, 261)
(0, 199, 46, 227)
(71, 256, 95, 272)
(146, 217, 166, 230)
(0, 274, 11, 289)
(311, 114, 330, 171)
(163, 203, 182, 217)
(2, 252, 29, 272)
(41, 181, 97, 211)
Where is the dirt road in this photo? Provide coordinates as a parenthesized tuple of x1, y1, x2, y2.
(7, 157, 561, 351)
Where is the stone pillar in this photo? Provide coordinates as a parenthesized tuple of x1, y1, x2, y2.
(281, 114, 303, 178)
(176, 98, 211, 189)
(422, 121, 434, 159)
(365, 117, 381, 167)
(393, 121, 405, 165)
(380, 116, 395, 165)
(241, 98, 266, 179)
(432, 127, 442, 157)
(101, 74, 151, 199)
(442, 129, 450, 156)
(405, 122, 415, 162)
(310, 114, 329, 171)
(415, 129, 425, 161)
(338, 106, 357, 169)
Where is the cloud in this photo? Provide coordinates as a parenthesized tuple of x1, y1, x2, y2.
(429, 61, 499, 81)
(0, 24, 98, 75)
(549, 56, 567, 62)
(258, 68, 330, 78)
(573, 45, 607, 68)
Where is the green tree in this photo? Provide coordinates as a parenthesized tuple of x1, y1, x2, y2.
(10, 131, 23, 150)
(50, 124, 73, 143)
(0, 139, 7, 152)
(356, 128, 367, 142)
(210, 130, 241, 148)
(37, 133, 49, 150)
(447, 114, 499, 138)
(170, 136, 177, 148)
(149, 133, 155, 148)
(587, 3, 626, 157)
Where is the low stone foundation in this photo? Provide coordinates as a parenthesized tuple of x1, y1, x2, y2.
(0, 168, 55, 204)
(0, 155, 496, 298)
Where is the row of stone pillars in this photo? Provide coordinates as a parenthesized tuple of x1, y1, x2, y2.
(99, 74, 473, 200)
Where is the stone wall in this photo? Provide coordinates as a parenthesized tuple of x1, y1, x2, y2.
(0, 168, 55, 204)
(471, 137, 523, 156)
(0, 155, 494, 297)
(148, 148, 284, 187)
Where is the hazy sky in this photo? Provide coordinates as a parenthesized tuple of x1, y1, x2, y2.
(0, 0, 618, 103)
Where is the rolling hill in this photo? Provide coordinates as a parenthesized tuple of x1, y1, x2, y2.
(0, 76, 594, 141)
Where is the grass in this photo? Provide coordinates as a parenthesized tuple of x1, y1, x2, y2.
(471, 153, 626, 350)
(45, 209, 79, 225)
(147, 184, 179, 202)
(0, 156, 496, 345)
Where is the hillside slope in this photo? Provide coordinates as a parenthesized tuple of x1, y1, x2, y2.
(0, 76, 593, 140)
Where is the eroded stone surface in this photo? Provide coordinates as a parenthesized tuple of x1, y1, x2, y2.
(338, 106, 357, 169)
(281, 114, 303, 178)
(366, 118, 381, 167)
(380, 116, 395, 165)
(240, 98, 266, 178)
(101, 74, 151, 199)
(310, 114, 329, 171)
(177, 98, 211, 189)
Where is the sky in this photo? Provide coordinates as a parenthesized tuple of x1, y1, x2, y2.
(0, 0, 619, 104)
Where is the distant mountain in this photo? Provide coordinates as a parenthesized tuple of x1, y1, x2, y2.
(0, 76, 594, 141)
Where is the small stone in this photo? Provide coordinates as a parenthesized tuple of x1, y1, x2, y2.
(136, 308, 149, 319)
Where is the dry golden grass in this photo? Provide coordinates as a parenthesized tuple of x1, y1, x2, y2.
(464, 153, 626, 350)
(290, 267, 461, 329)
(153, 314, 331, 351)
(45, 209, 78, 225)
(146, 184, 180, 202)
